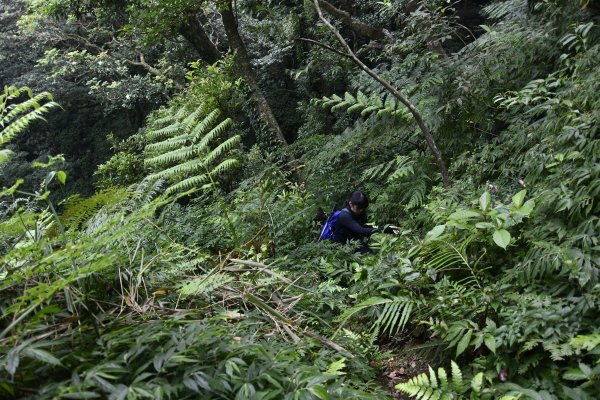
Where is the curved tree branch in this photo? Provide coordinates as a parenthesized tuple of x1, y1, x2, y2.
(293, 38, 351, 59)
(312, 0, 450, 187)
(320, 0, 394, 42)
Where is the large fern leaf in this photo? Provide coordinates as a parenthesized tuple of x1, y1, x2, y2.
(0, 86, 59, 153)
(142, 106, 240, 196)
(396, 361, 469, 400)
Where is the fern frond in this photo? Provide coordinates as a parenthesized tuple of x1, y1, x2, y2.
(0, 88, 59, 148)
(129, 178, 166, 207)
(144, 133, 191, 153)
(148, 158, 205, 180)
(151, 107, 186, 128)
(450, 361, 464, 393)
(145, 146, 196, 168)
(181, 107, 204, 134)
(142, 106, 238, 196)
(195, 118, 233, 148)
(376, 298, 414, 336)
(191, 109, 221, 142)
(396, 361, 468, 400)
(179, 272, 234, 299)
(483, 0, 526, 20)
(164, 174, 209, 196)
(146, 122, 182, 141)
(405, 179, 428, 210)
(61, 188, 129, 231)
(209, 158, 239, 176)
(202, 135, 241, 166)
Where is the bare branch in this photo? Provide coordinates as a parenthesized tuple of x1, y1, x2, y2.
(293, 38, 352, 59)
(312, 0, 450, 187)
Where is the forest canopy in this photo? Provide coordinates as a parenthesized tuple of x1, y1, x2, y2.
(1, 0, 599, 399)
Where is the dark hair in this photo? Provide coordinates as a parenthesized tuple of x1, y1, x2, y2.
(346, 190, 369, 209)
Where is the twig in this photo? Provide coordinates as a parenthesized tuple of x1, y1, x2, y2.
(293, 38, 352, 59)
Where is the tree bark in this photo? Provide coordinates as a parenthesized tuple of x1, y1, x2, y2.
(313, 0, 450, 187)
(179, 14, 221, 64)
(220, 3, 290, 148)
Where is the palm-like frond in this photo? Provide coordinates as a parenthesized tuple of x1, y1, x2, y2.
(145, 146, 196, 168)
(146, 123, 183, 141)
(395, 361, 480, 400)
(191, 109, 221, 142)
(148, 158, 205, 180)
(336, 296, 417, 337)
(0, 86, 59, 153)
(144, 133, 191, 153)
(143, 106, 240, 196)
(421, 236, 483, 287)
(164, 174, 210, 196)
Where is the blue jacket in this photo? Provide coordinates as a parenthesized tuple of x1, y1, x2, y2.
(331, 207, 380, 244)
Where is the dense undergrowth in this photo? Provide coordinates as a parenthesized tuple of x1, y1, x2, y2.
(1, 0, 599, 399)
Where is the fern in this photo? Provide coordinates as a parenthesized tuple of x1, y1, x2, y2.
(143, 106, 240, 195)
(483, 0, 527, 20)
(396, 361, 483, 400)
(315, 90, 412, 120)
(362, 155, 415, 183)
(405, 179, 428, 210)
(421, 236, 483, 288)
(164, 174, 210, 196)
(60, 188, 130, 231)
(178, 272, 234, 299)
(336, 296, 417, 337)
(0, 86, 59, 163)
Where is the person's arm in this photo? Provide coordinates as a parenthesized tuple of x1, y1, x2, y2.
(337, 210, 380, 236)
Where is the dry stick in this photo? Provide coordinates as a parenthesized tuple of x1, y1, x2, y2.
(312, 0, 450, 188)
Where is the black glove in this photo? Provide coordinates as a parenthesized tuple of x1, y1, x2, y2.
(382, 225, 398, 234)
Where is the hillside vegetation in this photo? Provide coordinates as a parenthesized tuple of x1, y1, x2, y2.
(1, 1, 599, 399)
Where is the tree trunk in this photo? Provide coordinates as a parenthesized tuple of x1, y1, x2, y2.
(179, 14, 221, 64)
(220, 3, 290, 148)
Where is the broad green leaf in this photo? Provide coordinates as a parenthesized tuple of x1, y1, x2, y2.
(519, 199, 535, 215)
(456, 330, 472, 357)
(571, 334, 600, 351)
(578, 363, 592, 376)
(425, 224, 446, 241)
(562, 369, 588, 381)
(479, 191, 491, 211)
(22, 348, 62, 366)
(512, 190, 526, 208)
(449, 210, 481, 221)
(6, 348, 19, 376)
(493, 229, 511, 249)
(308, 385, 330, 400)
(484, 334, 496, 354)
(471, 372, 484, 393)
(57, 170, 67, 185)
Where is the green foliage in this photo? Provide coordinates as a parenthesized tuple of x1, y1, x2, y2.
(395, 361, 485, 400)
(0, 86, 59, 163)
(2, 1, 600, 399)
(316, 91, 412, 121)
(144, 106, 240, 196)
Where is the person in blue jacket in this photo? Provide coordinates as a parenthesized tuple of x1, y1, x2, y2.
(332, 190, 399, 253)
